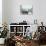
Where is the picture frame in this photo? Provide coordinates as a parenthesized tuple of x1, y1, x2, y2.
(20, 5, 33, 15)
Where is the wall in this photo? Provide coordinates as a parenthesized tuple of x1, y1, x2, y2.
(39, 0, 46, 26)
(2, 0, 46, 26)
(2, 0, 9, 25)
(9, 0, 39, 25)
(0, 0, 2, 27)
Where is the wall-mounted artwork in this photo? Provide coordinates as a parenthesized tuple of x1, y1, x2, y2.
(20, 5, 33, 15)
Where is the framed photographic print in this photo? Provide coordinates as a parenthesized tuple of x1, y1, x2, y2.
(20, 5, 33, 15)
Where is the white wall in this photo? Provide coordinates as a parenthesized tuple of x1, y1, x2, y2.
(2, 0, 46, 26)
(2, 0, 9, 24)
(0, 0, 2, 27)
(9, 0, 38, 25)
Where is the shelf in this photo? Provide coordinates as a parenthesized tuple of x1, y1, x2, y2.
(10, 32, 23, 33)
(16, 32, 23, 33)
(9, 25, 31, 26)
(9, 25, 31, 36)
(10, 32, 15, 33)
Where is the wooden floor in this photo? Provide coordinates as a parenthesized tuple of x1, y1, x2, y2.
(0, 44, 4, 46)
(0, 44, 46, 46)
(40, 45, 46, 46)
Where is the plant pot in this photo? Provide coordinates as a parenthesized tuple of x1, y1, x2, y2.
(0, 38, 5, 44)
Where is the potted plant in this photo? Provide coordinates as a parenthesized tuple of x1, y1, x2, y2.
(0, 23, 9, 44)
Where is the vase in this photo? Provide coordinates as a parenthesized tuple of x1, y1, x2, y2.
(0, 38, 5, 44)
